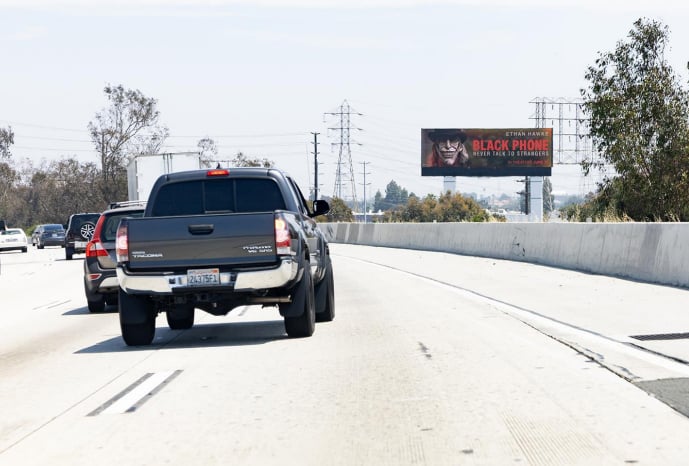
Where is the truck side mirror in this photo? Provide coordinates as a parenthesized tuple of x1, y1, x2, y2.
(311, 200, 330, 217)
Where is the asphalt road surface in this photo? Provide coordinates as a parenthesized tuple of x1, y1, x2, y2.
(1, 243, 689, 465)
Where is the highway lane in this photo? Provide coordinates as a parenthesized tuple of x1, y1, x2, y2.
(1, 244, 689, 465)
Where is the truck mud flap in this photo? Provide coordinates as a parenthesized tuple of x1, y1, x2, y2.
(278, 268, 308, 318)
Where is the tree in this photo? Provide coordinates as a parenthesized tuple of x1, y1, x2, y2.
(27, 158, 104, 224)
(374, 180, 409, 211)
(197, 137, 218, 167)
(0, 126, 16, 221)
(373, 190, 383, 212)
(403, 194, 422, 222)
(0, 126, 14, 160)
(326, 197, 354, 222)
(88, 84, 167, 203)
(0, 161, 17, 223)
(559, 189, 625, 222)
(231, 151, 274, 168)
(384, 191, 490, 223)
(128, 125, 170, 156)
(581, 18, 689, 221)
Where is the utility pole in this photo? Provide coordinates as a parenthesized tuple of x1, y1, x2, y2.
(359, 161, 371, 223)
(311, 132, 320, 201)
(517, 178, 530, 215)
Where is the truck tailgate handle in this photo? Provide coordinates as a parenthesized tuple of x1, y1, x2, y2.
(188, 224, 214, 235)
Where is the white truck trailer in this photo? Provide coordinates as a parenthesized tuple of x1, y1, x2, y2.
(127, 152, 202, 202)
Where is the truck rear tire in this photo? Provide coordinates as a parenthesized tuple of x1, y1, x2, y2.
(283, 266, 315, 338)
(65, 246, 74, 260)
(166, 305, 195, 330)
(118, 288, 156, 346)
(315, 257, 335, 322)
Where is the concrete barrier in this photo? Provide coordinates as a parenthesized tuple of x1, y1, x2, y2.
(319, 222, 689, 288)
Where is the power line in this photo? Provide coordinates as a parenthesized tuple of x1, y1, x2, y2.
(0, 120, 87, 133)
(1, 120, 308, 140)
(165, 132, 307, 138)
(15, 135, 92, 143)
(13, 145, 97, 153)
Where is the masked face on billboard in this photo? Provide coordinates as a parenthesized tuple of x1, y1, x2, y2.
(426, 129, 469, 167)
(434, 137, 464, 165)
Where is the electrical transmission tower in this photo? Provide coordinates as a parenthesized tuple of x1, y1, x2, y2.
(529, 97, 595, 165)
(325, 100, 361, 208)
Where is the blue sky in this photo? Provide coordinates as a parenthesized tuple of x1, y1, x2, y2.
(2, 0, 688, 202)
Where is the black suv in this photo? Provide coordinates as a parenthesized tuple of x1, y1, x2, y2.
(83, 202, 145, 312)
(64, 213, 100, 260)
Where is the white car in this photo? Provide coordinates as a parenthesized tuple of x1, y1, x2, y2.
(0, 228, 29, 253)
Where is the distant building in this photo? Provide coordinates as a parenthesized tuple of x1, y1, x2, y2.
(352, 211, 385, 223)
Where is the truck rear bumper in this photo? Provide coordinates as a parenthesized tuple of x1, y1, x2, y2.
(117, 258, 299, 295)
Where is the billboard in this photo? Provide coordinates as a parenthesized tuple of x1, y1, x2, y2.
(421, 128, 553, 176)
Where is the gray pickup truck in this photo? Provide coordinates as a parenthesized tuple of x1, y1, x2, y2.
(115, 167, 334, 346)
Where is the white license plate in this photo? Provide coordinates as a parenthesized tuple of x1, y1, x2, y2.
(187, 268, 220, 286)
(75, 241, 87, 248)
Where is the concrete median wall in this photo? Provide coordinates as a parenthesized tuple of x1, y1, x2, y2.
(319, 222, 689, 288)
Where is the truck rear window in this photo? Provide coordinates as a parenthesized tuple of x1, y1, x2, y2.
(150, 178, 286, 216)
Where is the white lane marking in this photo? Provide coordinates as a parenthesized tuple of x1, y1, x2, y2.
(32, 300, 71, 311)
(423, 276, 689, 378)
(101, 370, 177, 415)
(342, 255, 689, 379)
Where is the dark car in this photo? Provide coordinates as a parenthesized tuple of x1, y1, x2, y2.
(64, 213, 100, 260)
(83, 202, 145, 312)
(32, 224, 66, 249)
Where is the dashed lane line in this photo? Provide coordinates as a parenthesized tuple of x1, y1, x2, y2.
(89, 370, 182, 416)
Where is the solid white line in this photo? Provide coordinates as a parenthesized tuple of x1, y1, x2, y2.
(425, 277, 689, 377)
(344, 255, 689, 380)
(101, 371, 176, 415)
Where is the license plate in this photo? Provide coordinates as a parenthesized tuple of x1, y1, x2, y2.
(75, 241, 87, 248)
(187, 268, 220, 286)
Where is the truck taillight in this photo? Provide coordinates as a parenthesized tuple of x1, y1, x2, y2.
(207, 169, 230, 177)
(116, 221, 129, 262)
(275, 217, 291, 255)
